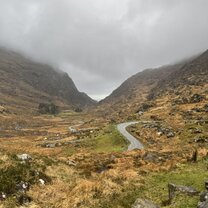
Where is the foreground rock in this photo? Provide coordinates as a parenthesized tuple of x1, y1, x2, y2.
(198, 181, 208, 208)
(168, 183, 199, 201)
(132, 198, 160, 208)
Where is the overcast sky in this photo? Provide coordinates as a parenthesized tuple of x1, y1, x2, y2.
(0, 0, 208, 100)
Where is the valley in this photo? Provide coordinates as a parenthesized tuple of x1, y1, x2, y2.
(0, 48, 208, 208)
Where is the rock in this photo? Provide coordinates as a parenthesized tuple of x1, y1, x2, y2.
(0, 106, 6, 114)
(41, 143, 56, 148)
(168, 183, 199, 202)
(204, 104, 208, 112)
(137, 103, 154, 113)
(166, 131, 175, 138)
(190, 94, 205, 103)
(16, 181, 30, 193)
(199, 191, 208, 202)
(132, 198, 159, 208)
(38, 179, 45, 185)
(138, 111, 144, 116)
(190, 128, 203, 134)
(205, 181, 208, 190)
(143, 152, 158, 163)
(198, 181, 208, 207)
(15, 124, 22, 130)
(67, 160, 77, 167)
(198, 200, 208, 208)
(16, 154, 32, 161)
(157, 132, 163, 136)
(69, 127, 78, 134)
(194, 136, 208, 143)
(17, 194, 32, 205)
(0, 192, 6, 201)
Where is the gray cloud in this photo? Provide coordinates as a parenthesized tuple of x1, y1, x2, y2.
(0, 0, 208, 99)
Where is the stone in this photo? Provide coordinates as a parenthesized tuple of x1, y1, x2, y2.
(197, 181, 208, 207)
(16, 154, 32, 161)
(194, 136, 208, 143)
(41, 143, 56, 148)
(0, 106, 6, 114)
(39, 179, 45, 185)
(143, 152, 158, 163)
(168, 183, 199, 202)
(205, 181, 208, 190)
(132, 198, 159, 208)
(67, 160, 77, 167)
(166, 131, 175, 138)
(190, 128, 203, 134)
(138, 111, 144, 116)
(69, 127, 78, 134)
(16, 181, 30, 193)
(190, 94, 205, 103)
(198, 200, 208, 208)
(204, 104, 208, 112)
(199, 191, 208, 202)
(17, 194, 32, 205)
(0, 192, 6, 201)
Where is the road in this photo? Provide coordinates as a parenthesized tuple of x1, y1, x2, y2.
(117, 121, 144, 151)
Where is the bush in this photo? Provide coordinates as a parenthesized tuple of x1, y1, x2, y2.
(74, 107, 83, 112)
(0, 163, 51, 195)
(38, 103, 59, 114)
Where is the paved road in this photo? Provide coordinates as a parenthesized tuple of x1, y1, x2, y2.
(117, 121, 144, 151)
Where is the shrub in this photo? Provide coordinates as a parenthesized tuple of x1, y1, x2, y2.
(38, 103, 59, 114)
(74, 107, 83, 112)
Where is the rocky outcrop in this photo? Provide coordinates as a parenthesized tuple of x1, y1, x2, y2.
(132, 198, 159, 208)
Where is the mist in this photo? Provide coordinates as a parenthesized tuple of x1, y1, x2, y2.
(0, 0, 208, 100)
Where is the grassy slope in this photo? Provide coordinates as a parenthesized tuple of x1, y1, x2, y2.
(90, 125, 129, 153)
(99, 159, 208, 208)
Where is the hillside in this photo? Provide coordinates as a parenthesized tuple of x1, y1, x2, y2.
(97, 51, 207, 121)
(0, 48, 95, 113)
(148, 49, 208, 99)
(0, 49, 207, 208)
(97, 63, 185, 120)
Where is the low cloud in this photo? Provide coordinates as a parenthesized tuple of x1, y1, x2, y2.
(0, 0, 208, 99)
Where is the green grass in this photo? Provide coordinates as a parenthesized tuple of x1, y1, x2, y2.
(99, 159, 208, 208)
(143, 161, 208, 208)
(90, 125, 128, 153)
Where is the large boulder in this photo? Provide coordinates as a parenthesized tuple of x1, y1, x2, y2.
(132, 198, 159, 208)
(168, 183, 199, 203)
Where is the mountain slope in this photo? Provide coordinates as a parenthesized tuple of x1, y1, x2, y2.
(148, 49, 208, 99)
(98, 51, 207, 120)
(0, 48, 95, 113)
(97, 63, 185, 119)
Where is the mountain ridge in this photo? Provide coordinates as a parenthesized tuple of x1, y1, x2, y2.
(0, 48, 95, 113)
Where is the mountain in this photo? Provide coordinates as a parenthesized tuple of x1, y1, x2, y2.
(148, 49, 208, 99)
(98, 51, 207, 120)
(98, 63, 185, 118)
(0, 48, 95, 113)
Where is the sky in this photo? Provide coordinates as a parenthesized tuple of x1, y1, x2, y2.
(0, 0, 208, 100)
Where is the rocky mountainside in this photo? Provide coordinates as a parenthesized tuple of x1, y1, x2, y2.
(97, 50, 207, 120)
(148, 50, 208, 99)
(0, 48, 95, 113)
(97, 63, 185, 119)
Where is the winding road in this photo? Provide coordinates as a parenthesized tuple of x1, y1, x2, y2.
(117, 121, 144, 151)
